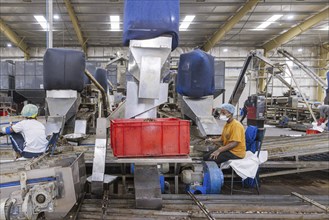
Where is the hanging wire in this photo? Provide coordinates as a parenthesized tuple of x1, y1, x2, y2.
(222, 1, 260, 44)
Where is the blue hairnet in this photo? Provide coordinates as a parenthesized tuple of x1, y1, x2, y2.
(219, 103, 236, 115)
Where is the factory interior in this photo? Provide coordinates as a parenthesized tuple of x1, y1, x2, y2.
(0, 0, 329, 219)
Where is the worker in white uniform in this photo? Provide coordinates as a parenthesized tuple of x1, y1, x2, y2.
(0, 104, 48, 158)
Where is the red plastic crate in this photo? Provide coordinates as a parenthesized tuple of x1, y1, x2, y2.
(0, 111, 8, 116)
(306, 129, 321, 135)
(110, 118, 190, 158)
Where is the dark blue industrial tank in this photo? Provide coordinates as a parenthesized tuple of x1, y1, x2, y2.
(123, 0, 179, 50)
(43, 48, 85, 92)
(176, 49, 215, 98)
(94, 68, 108, 92)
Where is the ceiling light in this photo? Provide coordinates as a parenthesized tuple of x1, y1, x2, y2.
(110, 15, 120, 31)
(297, 48, 303, 52)
(254, 14, 283, 30)
(223, 48, 228, 52)
(53, 14, 60, 20)
(34, 15, 48, 30)
(7, 43, 12, 47)
(287, 15, 294, 20)
(320, 26, 329, 30)
(180, 15, 195, 31)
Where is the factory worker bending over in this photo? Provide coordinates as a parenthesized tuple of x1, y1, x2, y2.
(1, 104, 48, 158)
(318, 105, 329, 131)
(204, 103, 246, 164)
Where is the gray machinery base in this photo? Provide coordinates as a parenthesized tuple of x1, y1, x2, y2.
(181, 95, 220, 137)
(134, 165, 162, 210)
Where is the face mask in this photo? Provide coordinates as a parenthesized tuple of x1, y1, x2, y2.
(219, 115, 229, 121)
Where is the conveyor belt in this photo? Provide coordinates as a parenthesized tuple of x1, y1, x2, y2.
(262, 133, 329, 159)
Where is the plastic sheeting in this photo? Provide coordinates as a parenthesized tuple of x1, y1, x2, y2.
(123, 0, 179, 50)
(43, 48, 85, 92)
(176, 49, 215, 98)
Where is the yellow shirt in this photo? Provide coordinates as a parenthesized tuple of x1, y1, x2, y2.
(221, 119, 246, 158)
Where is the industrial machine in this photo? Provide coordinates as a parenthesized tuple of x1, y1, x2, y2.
(0, 153, 86, 220)
(246, 95, 266, 128)
(182, 161, 224, 194)
(178, 52, 225, 137)
(229, 50, 296, 106)
(43, 49, 85, 136)
(88, 0, 196, 210)
(109, 37, 171, 119)
(230, 50, 326, 126)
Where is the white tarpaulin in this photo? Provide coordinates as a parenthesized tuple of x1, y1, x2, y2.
(220, 151, 268, 180)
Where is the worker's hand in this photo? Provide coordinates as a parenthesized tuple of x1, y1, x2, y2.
(210, 149, 221, 160)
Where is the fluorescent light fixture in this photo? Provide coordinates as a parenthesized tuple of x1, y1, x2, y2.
(320, 26, 329, 30)
(34, 15, 48, 30)
(53, 14, 60, 20)
(287, 15, 294, 20)
(7, 43, 12, 47)
(297, 48, 303, 52)
(179, 15, 195, 31)
(110, 15, 120, 31)
(223, 48, 228, 52)
(254, 14, 283, 30)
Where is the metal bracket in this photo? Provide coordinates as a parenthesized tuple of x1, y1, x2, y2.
(19, 172, 27, 191)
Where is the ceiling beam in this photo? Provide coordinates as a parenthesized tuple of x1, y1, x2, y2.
(200, 0, 259, 52)
(262, 7, 329, 51)
(317, 43, 329, 101)
(0, 1, 327, 7)
(0, 11, 319, 17)
(63, 0, 88, 55)
(0, 19, 30, 59)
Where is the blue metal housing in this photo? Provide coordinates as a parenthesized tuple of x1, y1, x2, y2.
(188, 161, 224, 194)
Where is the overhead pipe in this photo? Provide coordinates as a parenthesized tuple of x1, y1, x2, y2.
(47, 0, 53, 48)
(63, 0, 88, 55)
(84, 69, 108, 117)
(318, 44, 329, 102)
(0, 19, 30, 59)
(262, 7, 329, 51)
(201, 0, 259, 52)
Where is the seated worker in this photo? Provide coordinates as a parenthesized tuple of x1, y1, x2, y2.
(1, 104, 48, 158)
(204, 103, 246, 164)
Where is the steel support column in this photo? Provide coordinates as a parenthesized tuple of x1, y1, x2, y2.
(0, 19, 30, 60)
(262, 7, 329, 52)
(63, 0, 88, 55)
(318, 44, 329, 102)
(201, 0, 259, 52)
(258, 50, 267, 92)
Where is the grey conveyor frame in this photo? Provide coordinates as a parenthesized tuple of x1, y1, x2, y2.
(278, 49, 328, 89)
(229, 51, 294, 106)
